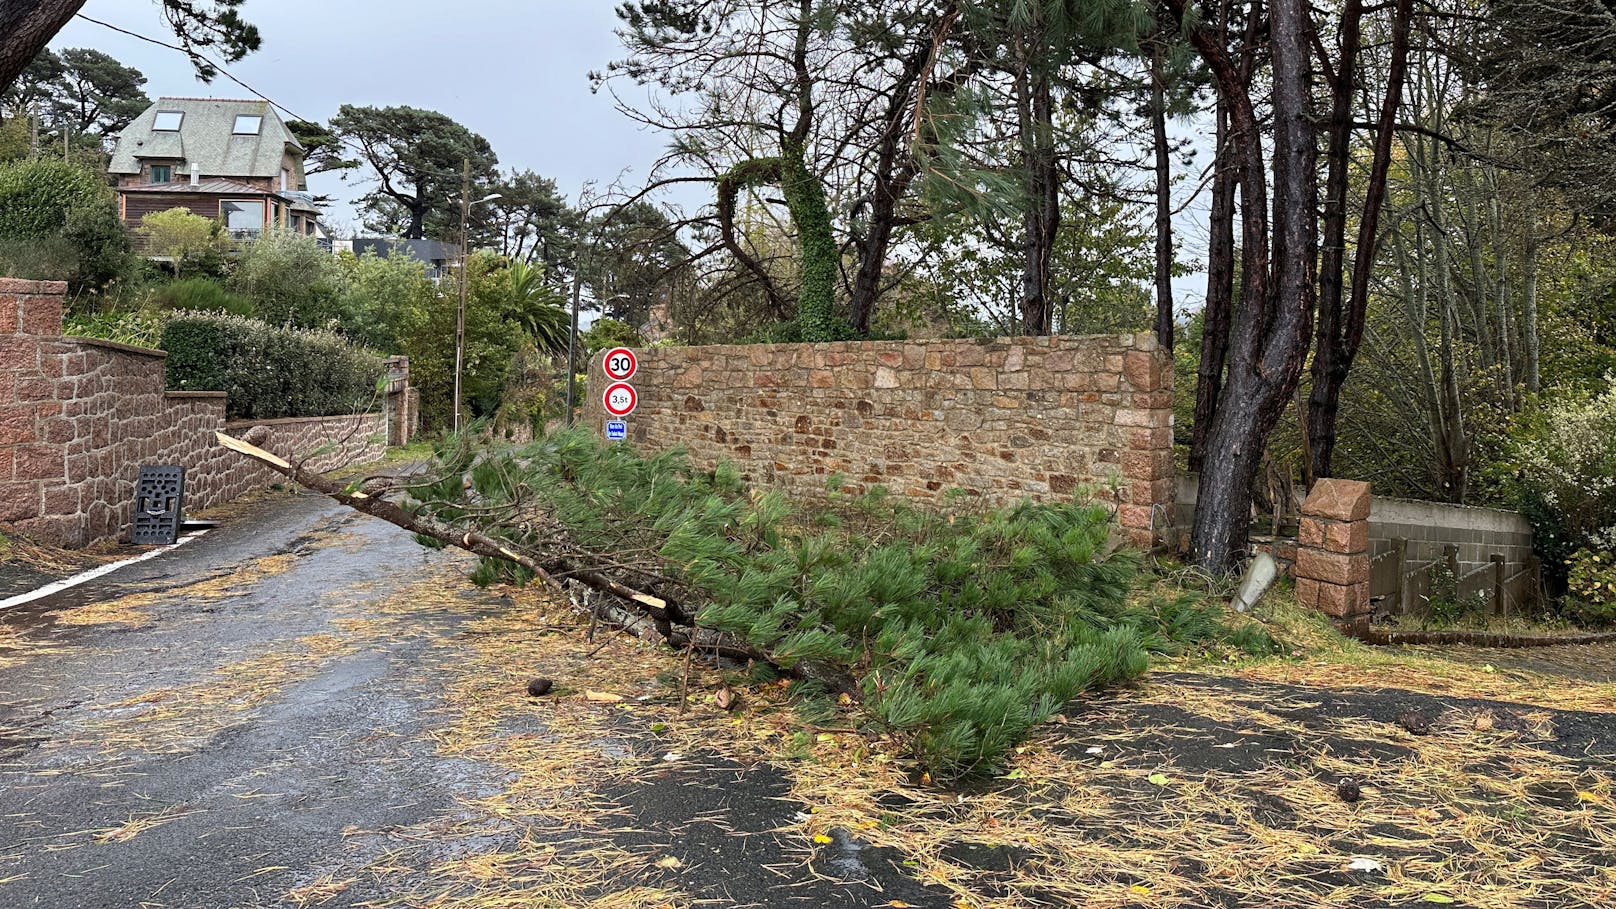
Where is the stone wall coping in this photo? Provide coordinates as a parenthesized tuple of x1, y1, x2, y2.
(0, 277, 69, 295)
(1369, 496, 1533, 535)
(224, 412, 378, 429)
(165, 390, 228, 400)
(594, 331, 1158, 363)
(1176, 472, 1531, 535)
(63, 335, 168, 359)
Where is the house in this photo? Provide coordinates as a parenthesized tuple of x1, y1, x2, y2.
(108, 97, 321, 245)
(333, 238, 460, 280)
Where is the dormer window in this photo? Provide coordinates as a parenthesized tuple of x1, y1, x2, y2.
(233, 114, 262, 134)
(153, 111, 183, 131)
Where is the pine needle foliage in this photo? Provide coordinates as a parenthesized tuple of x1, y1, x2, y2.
(407, 428, 1262, 781)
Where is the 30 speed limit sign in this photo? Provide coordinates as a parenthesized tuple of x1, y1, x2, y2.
(602, 381, 638, 417)
(602, 347, 638, 381)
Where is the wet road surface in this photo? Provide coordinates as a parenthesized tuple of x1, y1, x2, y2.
(0, 492, 941, 909)
(3, 491, 1614, 908)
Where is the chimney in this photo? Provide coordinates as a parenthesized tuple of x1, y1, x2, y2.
(190, 163, 201, 187)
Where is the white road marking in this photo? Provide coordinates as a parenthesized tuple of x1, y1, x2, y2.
(0, 530, 211, 612)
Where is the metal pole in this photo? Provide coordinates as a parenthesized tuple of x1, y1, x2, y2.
(453, 158, 469, 433)
(565, 262, 582, 426)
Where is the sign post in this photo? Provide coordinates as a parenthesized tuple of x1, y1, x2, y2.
(600, 348, 638, 441)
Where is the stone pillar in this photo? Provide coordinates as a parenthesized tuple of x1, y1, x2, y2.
(1294, 478, 1372, 622)
(384, 355, 411, 446)
(1116, 334, 1175, 550)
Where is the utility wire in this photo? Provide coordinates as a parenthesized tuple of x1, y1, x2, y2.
(75, 13, 314, 127)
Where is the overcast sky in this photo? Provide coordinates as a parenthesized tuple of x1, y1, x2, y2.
(51, 1, 671, 232)
(51, 1, 1211, 309)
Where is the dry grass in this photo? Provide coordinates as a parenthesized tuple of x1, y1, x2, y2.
(348, 574, 1615, 909)
(12, 529, 1614, 908)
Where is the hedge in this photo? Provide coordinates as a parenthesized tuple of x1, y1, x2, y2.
(162, 312, 384, 421)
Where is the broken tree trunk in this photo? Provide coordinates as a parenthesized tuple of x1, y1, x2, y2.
(215, 432, 850, 690)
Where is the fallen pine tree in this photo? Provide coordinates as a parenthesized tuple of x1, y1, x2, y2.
(220, 427, 1276, 781)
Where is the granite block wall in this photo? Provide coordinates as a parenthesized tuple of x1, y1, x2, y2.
(583, 333, 1174, 546)
(2, 278, 388, 547)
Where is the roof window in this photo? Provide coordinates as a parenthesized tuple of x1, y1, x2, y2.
(233, 114, 263, 134)
(153, 111, 183, 131)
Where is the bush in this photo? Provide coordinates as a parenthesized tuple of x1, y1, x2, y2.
(0, 157, 130, 294)
(411, 430, 1267, 781)
(1504, 383, 1616, 593)
(138, 208, 228, 278)
(1566, 549, 1616, 625)
(64, 308, 165, 349)
(162, 311, 384, 420)
(335, 249, 436, 352)
(146, 277, 253, 316)
(229, 229, 344, 329)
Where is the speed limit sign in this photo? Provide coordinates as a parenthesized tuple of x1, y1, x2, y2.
(603, 381, 638, 417)
(602, 347, 638, 381)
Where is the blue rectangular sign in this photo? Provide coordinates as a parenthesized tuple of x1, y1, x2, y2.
(605, 420, 627, 441)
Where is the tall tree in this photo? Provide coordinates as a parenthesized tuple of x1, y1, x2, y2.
(1162, 0, 1320, 572)
(286, 119, 357, 178)
(48, 48, 150, 136)
(330, 105, 498, 240)
(485, 169, 579, 271)
(956, 1, 1153, 336)
(1304, 0, 1415, 481)
(581, 202, 693, 327)
(0, 1, 259, 91)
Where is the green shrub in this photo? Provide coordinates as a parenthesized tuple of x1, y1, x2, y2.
(409, 429, 1264, 781)
(1566, 549, 1616, 625)
(64, 308, 165, 349)
(0, 157, 130, 295)
(229, 229, 344, 329)
(146, 277, 253, 315)
(1503, 383, 1616, 594)
(137, 208, 228, 278)
(162, 311, 384, 420)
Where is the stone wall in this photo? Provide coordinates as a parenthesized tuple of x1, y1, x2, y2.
(583, 333, 1174, 545)
(2, 278, 390, 547)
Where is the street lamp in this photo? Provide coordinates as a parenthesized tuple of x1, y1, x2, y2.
(452, 161, 503, 433)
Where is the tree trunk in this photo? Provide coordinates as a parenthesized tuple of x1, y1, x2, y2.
(0, 0, 85, 91)
(1191, 97, 1235, 474)
(1151, 40, 1175, 351)
(1012, 36, 1058, 336)
(1523, 229, 1541, 393)
(1181, 0, 1319, 573)
(1305, 0, 1413, 479)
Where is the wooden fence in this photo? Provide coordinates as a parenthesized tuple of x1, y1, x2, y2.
(1369, 540, 1542, 621)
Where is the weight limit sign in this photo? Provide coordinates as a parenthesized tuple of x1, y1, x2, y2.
(603, 381, 638, 417)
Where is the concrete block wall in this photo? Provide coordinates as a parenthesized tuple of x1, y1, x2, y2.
(1, 278, 388, 547)
(583, 333, 1174, 546)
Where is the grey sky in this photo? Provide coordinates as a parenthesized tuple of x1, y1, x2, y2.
(52, 1, 671, 231)
(52, 1, 1210, 309)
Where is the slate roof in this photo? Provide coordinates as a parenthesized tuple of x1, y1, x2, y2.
(351, 238, 460, 264)
(109, 98, 303, 178)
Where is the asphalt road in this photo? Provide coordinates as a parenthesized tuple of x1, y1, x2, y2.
(0, 492, 941, 909)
